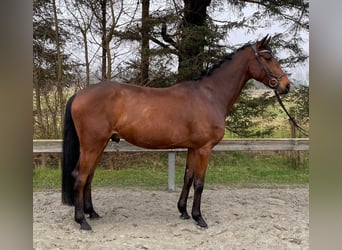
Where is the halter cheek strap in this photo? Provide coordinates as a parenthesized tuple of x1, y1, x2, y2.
(251, 44, 286, 90)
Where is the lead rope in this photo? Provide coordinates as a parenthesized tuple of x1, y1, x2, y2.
(274, 90, 309, 137)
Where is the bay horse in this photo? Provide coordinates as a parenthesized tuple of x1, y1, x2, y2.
(62, 35, 290, 230)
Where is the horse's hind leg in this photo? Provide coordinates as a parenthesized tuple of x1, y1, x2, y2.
(84, 170, 100, 219)
(73, 142, 106, 230)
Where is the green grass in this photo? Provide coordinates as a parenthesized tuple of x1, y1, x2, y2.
(33, 151, 308, 190)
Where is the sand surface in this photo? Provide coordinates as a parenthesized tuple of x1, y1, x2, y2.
(33, 185, 308, 249)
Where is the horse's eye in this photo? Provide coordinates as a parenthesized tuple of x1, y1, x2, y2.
(263, 55, 272, 61)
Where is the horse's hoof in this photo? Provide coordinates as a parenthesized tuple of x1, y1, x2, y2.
(89, 211, 101, 219)
(194, 216, 208, 228)
(80, 221, 92, 230)
(180, 211, 190, 220)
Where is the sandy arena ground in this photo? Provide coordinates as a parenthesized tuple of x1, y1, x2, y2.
(33, 185, 308, 249)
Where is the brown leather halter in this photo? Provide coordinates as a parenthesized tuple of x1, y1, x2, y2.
(251, 44, 287, 90)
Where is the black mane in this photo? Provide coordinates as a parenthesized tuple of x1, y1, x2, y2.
(195, 43, 254, 80)
(195, 40, 272, 80)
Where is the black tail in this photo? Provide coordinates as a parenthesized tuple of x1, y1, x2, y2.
(62, 94, 79, 205)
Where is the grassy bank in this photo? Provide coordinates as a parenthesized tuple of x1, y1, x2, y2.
(33, 151, 308, 190)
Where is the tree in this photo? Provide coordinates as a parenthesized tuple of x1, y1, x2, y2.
(33, 0, 78, 138)
(219, 0, 309, 68)
(33, 0, 309, 138)
(64, 0, 95, 87)
(152, 0, 308, 80)
(153, 0, 226, 81)
(34, 0, 62, 138)
(52, 0, 65, 126)
(225, 81, 278, 137)
(90, 0, 124, 80)
(177, 0, 212, 80)
(283, 84, 309, 137)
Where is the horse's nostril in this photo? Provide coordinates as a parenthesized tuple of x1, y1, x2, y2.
(286, 83, 290, 92)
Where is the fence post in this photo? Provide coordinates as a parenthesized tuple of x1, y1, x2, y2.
(168, 151, 176, 192)
(41, 153, 46, 168)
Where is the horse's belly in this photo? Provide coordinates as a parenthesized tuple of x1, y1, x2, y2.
(117, 125, 187, 149)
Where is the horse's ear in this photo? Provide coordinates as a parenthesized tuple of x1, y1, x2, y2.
(265, 35, 272, 45)
(257, 34, 271, 48)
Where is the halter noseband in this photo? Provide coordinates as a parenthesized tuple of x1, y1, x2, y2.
(251, 44, 287, 90)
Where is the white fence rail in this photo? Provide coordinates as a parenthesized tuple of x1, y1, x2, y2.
(33, 139, 309, 191)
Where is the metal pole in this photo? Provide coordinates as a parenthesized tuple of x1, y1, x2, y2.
(168, 151, 176, 192)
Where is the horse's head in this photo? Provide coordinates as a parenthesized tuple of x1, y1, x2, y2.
(248, 35, 291, 94)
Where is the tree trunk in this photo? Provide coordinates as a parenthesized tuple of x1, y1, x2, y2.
(177, 0, 211, 81)
(140, 0, 150, 85)
(83, 31, 90, 87)
(106, 39, 112, 80)
(101, 0, 107, 80)
(52, 0, 65, 133)
(33, 68, 45, 138)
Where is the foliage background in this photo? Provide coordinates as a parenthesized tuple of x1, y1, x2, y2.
(33, 0, 309, 139)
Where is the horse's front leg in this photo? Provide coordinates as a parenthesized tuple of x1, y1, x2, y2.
(177, 148, 196, 219)
(191, 147, 211, 228)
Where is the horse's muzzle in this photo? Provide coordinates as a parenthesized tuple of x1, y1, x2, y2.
(277, 82, 290, 95)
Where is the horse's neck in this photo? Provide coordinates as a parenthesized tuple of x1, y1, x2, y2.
(200, 50, 251, 116)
